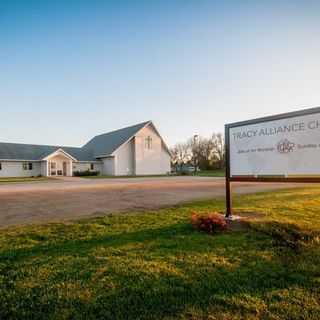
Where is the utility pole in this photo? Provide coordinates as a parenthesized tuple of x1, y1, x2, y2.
(193, 134, 199, 174)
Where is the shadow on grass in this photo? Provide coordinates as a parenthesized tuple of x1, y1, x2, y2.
(0, 220, 319, 319)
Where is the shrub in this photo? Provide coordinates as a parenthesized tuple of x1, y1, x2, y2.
(73, 170, 100, 177)
(191, 212, 227, 234)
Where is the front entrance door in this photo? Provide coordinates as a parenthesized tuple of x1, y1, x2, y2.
(50, 162, 57, 176)
(63, 162, 67, 176)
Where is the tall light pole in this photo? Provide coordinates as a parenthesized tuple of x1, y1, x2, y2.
(193, 134, 199, 174)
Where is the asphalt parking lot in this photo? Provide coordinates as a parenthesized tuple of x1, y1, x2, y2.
(0, 176, 302, 228)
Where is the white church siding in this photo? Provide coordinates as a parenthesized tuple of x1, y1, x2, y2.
(73, 162, 102, 174)
(40, 161, 47, 176)
(0, 161, 41, 178)
(114, 138, 135, 175)
(134, 124, 171, 175)
(160, 145, 171, 173)
(101, 157, 115, 175)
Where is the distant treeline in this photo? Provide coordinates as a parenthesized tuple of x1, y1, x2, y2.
(170, 133, 225, 171)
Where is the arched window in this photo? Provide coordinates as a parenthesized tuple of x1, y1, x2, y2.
(145, 136, 152, 149)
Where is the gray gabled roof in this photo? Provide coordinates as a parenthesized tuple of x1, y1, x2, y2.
(0, 143, 95, 161)
(0, 121, 151, 161)
(82, 121, 150, 158)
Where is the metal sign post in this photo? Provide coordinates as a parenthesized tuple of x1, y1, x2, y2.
(225, 124, 232, 218)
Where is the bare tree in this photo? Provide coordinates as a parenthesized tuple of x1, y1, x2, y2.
(171, 132, 225, 172)
(187, 135, 204, 172)
(211, 133, 225, 169)
(188, 133, 225, 170)
(200, 137, 215, 170)
(188, 136, 211, 170)
(170, 142, 191, 171)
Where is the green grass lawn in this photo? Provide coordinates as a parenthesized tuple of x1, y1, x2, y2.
(0, 176, 52, 184)
(85, 170, 225, 179)
(83, 174, 172, 179)
(0, 187, 320, 319)
(194, 169, 225, 177)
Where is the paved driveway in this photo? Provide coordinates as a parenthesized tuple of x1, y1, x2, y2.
(0, 176, 303, 228)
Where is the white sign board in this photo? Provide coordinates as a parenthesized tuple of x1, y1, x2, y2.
(228, 110, 320, 177)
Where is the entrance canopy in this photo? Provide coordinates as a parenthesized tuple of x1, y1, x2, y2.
(42, 148, 76, 177)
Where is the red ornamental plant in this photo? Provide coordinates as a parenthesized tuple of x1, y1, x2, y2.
(191, 212, 227, 234)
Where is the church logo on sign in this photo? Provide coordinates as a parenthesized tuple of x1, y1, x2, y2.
(277, 139, 295, 154)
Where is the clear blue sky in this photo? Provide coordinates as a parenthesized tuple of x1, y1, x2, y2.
(1, 0, 320, 147)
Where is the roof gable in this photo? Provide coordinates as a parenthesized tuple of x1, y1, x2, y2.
(42, 148, 78, 161)
(82, 121, 150, 158)
(144, 122, 172, 156)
